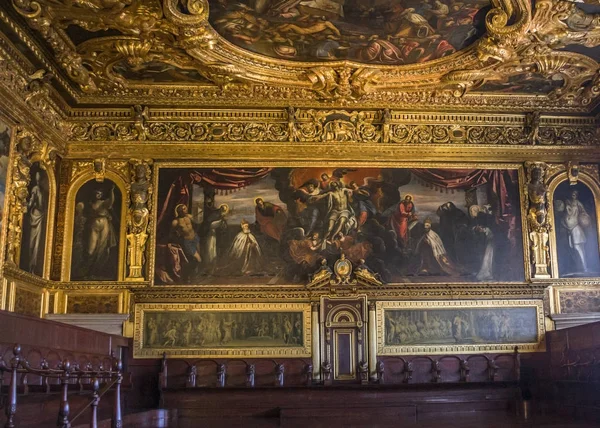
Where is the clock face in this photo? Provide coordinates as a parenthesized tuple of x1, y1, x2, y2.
(335, 259, 352, 277)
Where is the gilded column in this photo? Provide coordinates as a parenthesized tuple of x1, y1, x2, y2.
(525, 162, 551, 278)
(368, 301, 377, 381)
(126, 159, 153, 281)
(311, 302, 320, 382)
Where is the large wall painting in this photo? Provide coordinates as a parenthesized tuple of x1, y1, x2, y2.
(552, 181, 600, 278)
(70, 179, 122, 281)
(376, 300, 545, 355)
(19, 162, 49, 277)
(133, 303, 311, 358)
(154, 167, 525, 286)
(208, 0, 490, 64)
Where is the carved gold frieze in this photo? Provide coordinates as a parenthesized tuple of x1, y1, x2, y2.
(67, 108, 600, 146)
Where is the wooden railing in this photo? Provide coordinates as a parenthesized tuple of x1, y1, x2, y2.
(0, 344, 123, 428)
(159, 354, 313, 391)
(376, 347, 521, 385)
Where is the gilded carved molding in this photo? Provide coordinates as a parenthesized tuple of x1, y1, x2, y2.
(67, 108, 600, 146)
(4, 0, 600, 111)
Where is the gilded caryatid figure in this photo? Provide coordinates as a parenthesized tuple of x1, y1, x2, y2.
(6, 133, 33, 266)
(126, 159, 153, 280)
(525, 161, 551, 278)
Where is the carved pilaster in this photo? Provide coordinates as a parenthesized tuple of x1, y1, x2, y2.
(125, 159, 153, 281)
(525, 161, 551, 278)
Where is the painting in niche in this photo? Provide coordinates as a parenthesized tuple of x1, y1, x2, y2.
(19, 163, 49, 277)
(207, 0, 489, 64)
(383, 307, 538, 346)
(70, 179, 122, 281)
(155, 167, 525, 286)
(143, 311, 304, 349)
(553, 181, 600, 277)
(0, 121, 10, 233)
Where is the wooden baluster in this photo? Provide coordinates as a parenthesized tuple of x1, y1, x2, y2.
(376, 360, 384, 384)
(216, 364, 226, 388)
(159, 352, 168, 390)
(403, 360, 413, 384)
(20, 373, 28, 396)
(186, 365, 197, 388)
(90, 377, 100, 428)
(112, 359, 123, 428)
(4, 344, 21, 428)
(57, 359, 71, 428)
(488, 358, 499, 382)
(246, 364, 255, 388)
(275, 364, 284, 387)
(321, 361, 332, 386)
(359, 361, 369, 385)
(460, 360, 470, 382)
(305, 363, 313, 387)
(40, 359, 50, 394)
(514, 347, 521, 382)
(432, 360, 441, 383)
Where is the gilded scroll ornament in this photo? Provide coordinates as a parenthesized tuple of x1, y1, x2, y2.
(126, 159, 153, 280)
(525, 161, 551, 278)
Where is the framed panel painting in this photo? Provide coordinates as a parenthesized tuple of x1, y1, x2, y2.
(133, 303, 311, 358)
(152, 166, 526, 286)
(551, 180, 600, 278)
(376, 300, 545, 355)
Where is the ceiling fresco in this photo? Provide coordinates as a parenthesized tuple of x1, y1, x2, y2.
(2, 0, 600, 110)
(208, 0, 490, 64)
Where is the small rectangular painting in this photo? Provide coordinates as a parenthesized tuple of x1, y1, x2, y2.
(377, 300, 544, 355)
(552, 181, 600, 278)
(154, 167, 525, 286)
(134, 303, 311, 358)
(19, 162, 50, 277)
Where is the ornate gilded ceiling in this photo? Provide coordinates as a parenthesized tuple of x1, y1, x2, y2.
(2, 0, 599, 111)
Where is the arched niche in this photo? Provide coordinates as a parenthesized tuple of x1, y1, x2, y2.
(18, 161, 57, 278)
(62, 172, 127, 281)
(548, 172, 600, 278)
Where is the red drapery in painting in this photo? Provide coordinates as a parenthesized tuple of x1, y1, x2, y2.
(409, 168, 519, 226)
(157, 168, 272, 228)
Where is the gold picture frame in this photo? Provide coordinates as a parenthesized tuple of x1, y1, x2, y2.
(149, 162, 531, 288)
(376, 299, 545, 355)
(133, 302, 312, 358)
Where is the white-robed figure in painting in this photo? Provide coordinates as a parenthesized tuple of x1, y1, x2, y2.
(474, 225, 494, 281)
(555, 189, 592, 272)
(27, 171, 45, 274)
(227, 219, 264, 275)
(73, 184, 117, 279)
(415, 218, 461, 276)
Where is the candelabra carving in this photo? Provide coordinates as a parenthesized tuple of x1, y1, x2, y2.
(126, 159, 153, 280)
(525, 161, 551, 278)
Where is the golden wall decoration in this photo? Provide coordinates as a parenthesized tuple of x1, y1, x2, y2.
(552, 286, 600, 314)
(133, 302, 312, 359)
(12, 282, 45, 318)
(376, 299, 546, 355)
